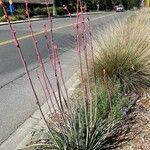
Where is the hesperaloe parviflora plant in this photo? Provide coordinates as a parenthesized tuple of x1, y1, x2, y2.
(1, 0, 137, 149)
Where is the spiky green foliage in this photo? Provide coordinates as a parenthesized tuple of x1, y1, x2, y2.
(19, 81, 133, 150)
(20, 105, 133, 150)
(93, 11, 150, 95)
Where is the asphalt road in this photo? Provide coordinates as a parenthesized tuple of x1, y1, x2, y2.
(0, 12, 129, 145)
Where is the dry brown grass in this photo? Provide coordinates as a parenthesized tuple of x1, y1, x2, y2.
(93, 9, 150, 94)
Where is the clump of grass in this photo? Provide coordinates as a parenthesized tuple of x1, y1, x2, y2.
(93, 11, 150, 95)
(22, 79, 134, 150)
(22, 105, 135, 150)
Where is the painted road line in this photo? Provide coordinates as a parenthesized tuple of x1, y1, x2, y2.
(0, 13, 115, 46)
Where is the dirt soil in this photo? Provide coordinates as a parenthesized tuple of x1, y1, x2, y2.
(117, 98, 150, 150)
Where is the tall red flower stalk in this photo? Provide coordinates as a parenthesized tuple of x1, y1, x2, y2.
(78, 0, 93, 127)
(44, 0, 69, 112)
(43, 24, 54, 68)
(103, 69, 112, 117)
(36, 70, 52, 113)
(25, 1, 57, 114)
(43, 24, 70, 111)
(87, 17, 98, 122)
(43, 5, 76, 135)
(63, 5, 72, 18)
(0, 1, 50, 131)
(25, 0, 67, 124)
(74, 0, 90, 147)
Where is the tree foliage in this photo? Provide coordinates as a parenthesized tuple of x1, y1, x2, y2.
(56, 0, 141, 10)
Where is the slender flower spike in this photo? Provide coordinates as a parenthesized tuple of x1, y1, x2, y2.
(63, 5, 67, 10)
(0, 0, 3, 6)
(63, 5, 71, 18)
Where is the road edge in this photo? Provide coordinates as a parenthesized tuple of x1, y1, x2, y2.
(0, 72, 80, 150)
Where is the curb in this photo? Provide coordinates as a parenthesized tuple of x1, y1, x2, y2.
(0, 11, 112, 26)
(0, 72, 80, 150)
(0, 18, 48, 26)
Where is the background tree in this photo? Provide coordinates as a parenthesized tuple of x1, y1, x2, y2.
(112, 0, 120, 5)
(127, 0, 141, 9)
(121, 0, 128, 9)
(105, 0, 113, 10)
(67, 0, 141, 11)
(122, 0, 141, 9)
(56, 0, 69, 6)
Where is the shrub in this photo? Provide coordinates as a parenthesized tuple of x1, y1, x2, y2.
(34, 7, 44, 15)
(16, 8, 33, 17)
(67, 5, 76, 14)
(56, 7, 66, 15)
(33, 7, 52, 16)
(93, 11, 150, 95)
(33, 7, 66, 16)
(15, 8, 26, 15)
(34, 7, 45, 15)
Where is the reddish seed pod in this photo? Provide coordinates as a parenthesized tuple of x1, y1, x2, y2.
(0, 0, 3, 6)
(35, 40, 38, 45)
(53, 44, 58, 50)
(15, 42, 19, 48)
(13, 30, 16, 34)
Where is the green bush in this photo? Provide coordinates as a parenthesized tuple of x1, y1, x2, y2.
(33, 7, 67, 16)
(15, 8, 26, 15)
(56, 7, 66, 15)
(122, 0, 141, 9)
(67, 5, 76, 14)
(33, 7, 53, 16)
(34, 7, 44, 15)
(15, 8, 33, 16)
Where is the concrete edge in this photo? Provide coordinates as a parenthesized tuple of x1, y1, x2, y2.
(0, 71, 80, 150)
(0, 18, 48, 26)
(0, 11, 112, 26)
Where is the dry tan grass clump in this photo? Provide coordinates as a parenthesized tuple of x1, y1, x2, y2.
(93, 10, 150, 94)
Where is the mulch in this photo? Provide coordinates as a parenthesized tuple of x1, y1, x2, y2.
(117, 98, 150, 150)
